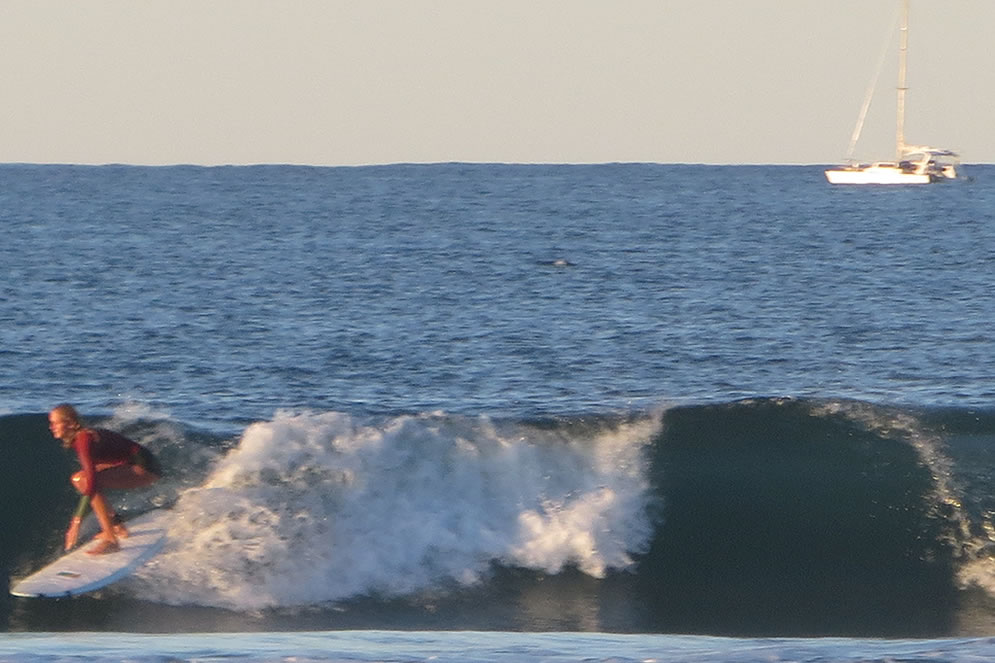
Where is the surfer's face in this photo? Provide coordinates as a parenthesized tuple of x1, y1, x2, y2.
(48, 412, 75, 443)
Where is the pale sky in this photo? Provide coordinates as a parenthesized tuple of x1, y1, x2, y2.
(2, 0, 992, 166)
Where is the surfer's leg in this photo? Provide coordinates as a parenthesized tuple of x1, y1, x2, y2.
(112, 512, 129, 539)
(82, 458, 160, 553)
(93, 463, 160, 491)
(83, 510, 129, 542)
(87, 493, 120, 555)
(87, 462, 159, 543)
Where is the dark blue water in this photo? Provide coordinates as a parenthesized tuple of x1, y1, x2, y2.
(5, 164, 995, 424)
(3, 163, 995, 661)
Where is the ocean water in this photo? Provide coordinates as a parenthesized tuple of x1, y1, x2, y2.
(3, 163, 995, 661)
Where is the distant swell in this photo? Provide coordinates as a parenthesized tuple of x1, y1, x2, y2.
(5, 398, 995, 636)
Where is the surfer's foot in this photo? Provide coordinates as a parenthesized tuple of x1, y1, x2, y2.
(87, 537, 120, 555)
(111, 514, 129, 539)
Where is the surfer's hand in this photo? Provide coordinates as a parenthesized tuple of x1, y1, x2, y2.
(65, 517, 81, 551)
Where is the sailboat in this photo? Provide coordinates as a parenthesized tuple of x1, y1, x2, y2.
(825, 0, 960, 184)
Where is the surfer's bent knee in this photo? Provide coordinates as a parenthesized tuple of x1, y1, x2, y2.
(132, 446, 162, 481)
(70, 470, 90, 495)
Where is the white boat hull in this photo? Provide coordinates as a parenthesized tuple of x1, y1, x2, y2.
(825, 165, 933, 185)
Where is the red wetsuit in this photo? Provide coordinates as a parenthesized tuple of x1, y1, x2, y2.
(72, 428, 142, 497)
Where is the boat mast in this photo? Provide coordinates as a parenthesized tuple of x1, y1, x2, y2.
(896, 0, 909, 159)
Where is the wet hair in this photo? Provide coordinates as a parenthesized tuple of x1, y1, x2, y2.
(50, 403, 81, 425)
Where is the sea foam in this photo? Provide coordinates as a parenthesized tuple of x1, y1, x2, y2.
(136, 410, 660, 610)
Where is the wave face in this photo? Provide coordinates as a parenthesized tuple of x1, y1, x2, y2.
(5, 398, 995, 636)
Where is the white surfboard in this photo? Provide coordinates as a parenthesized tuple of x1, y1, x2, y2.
(10, 508, 171, 598)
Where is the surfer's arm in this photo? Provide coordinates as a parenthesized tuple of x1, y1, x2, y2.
(64, 495, 90, 550)
(74, 494, 91, 519)
(65, 431, 97, 550)
(73, 431, 99, 497)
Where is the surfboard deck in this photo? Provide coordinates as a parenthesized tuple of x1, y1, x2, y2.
(10, 508, 171, 598)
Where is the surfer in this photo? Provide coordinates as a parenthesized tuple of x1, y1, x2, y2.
(48, 404, 162, 555)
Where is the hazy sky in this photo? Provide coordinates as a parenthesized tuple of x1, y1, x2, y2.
(2, 1, 993, 166)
